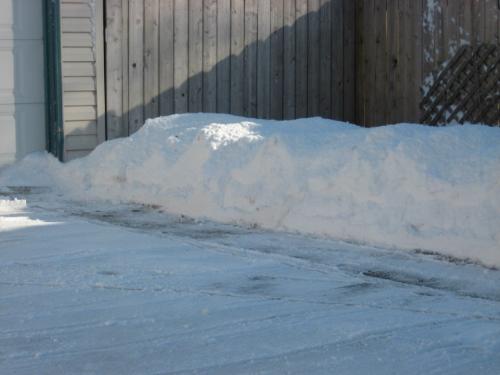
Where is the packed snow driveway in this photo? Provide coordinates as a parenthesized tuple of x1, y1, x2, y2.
(1, 189, 499, 374)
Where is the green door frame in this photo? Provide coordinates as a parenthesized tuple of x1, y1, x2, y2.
(43, 0, 64, 161)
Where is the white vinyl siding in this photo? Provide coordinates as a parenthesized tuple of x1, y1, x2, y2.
(0, 0, 45, 166)
(61, 0, 105, 161)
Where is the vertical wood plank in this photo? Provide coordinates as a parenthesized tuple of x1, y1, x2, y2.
(484, 0, 498, 43)
(386, 0, 398, 124)
(438, 0, 449, 63)
(410, 0, 423, 122)
(295, 0, 308, 118)
(203, 0, 217, 112)
(307, 0, 320, 116)
(422, 0, 438, 84)
(498, 0, 500, 44)
(319, 0, 332, 118)
(458, 0, 473, 45)
(331, 0, 343, 120)
(447, 0, 462, 59)
(435, 0, 444, 65)
(121, 0, 129, 132)
(270, 0, 284, 120)
(373, 0, 386, 125)
(472, 0, 485, 45)
(355, 0, 366, 124)
(231, 0, 245, 115)
(217, 0, 231, 113)
(441, 0, 451, 60)
(364, 0, 376, 126)
(174, 0, 188, 113)
(398, 0, 410, 122)
(188, 0, 203, 112)
(128, 0, 144, 133)
(343, 0, 356, 123)
(257, 0, 271, 118)
(105, 0, 124, 139)
(144, 0, 159, 120)
(159, 0, 174, 115)
(244, 0, 258, 117)
(283, 0, 296, 119)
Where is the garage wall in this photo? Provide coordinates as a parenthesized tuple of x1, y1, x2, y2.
(0, 0, 46, 165)
(61, 0, 105, 161)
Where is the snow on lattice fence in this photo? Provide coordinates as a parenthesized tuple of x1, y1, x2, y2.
(421, 44, 500, 126)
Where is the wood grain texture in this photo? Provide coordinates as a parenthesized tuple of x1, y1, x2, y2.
(257, 0, 271, 118)
(104, 0, 124, 139)
(159, 0, 174, 115)
(103, 0, 358, 135)
(270, 0, 284, 120)
(188, 0, 203, 112)
(307, 0, 320, 117)
(217, 0, 231, 113)
(319, 0, 332, 118)
(386, 0, 399, 124)
(283, 0, 296, 119)
(128, 0, 144, 133)
(343, 0, 356, 123)
(103, 0, 500, 136)
(373, 0, 386, 125)
(203, 0, 218, 113)
(230, 0, 245, 115)
(410, 0, 423, 121)
(174, 0, 188, 113)
(144, 0, 159, 120)
(244, 0, 258, 117)
(331, 0, 343, 120)
(295, 0, 308, 118)
(121, 0, 129, 131)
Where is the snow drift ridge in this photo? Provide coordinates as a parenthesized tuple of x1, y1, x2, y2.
(2, 114, 499, 266)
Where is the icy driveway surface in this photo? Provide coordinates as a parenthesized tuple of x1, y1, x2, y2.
(1, 189, 500, 374)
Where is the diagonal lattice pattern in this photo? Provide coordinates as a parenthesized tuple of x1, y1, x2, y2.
(421, 44, 500, 126)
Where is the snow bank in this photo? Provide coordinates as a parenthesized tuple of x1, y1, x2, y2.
(0, 198, 27, 212)
(1, 114, 499, 266)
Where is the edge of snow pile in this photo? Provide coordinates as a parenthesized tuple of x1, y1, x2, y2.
(1, 114, 499, 267)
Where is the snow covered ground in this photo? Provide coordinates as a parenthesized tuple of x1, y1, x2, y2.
(1, 115, 499, 373)
(1, 188, 500, 374)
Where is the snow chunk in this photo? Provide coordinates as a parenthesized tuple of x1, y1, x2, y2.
(0, 199, 27, 212)
(1, 114, 500, 267)
(201, 121, 263, 150)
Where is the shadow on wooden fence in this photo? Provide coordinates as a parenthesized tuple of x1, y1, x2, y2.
(103, 0, 356, 140)
(64, 0, 500, 160)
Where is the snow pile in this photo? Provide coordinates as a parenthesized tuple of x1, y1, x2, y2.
(1, 114, 500, 266)
(0, 198, 27, 212)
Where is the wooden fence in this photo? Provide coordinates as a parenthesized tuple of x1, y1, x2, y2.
(105, 0, 356, 138)
(104, 0, 499, 137)
(356, 0, 500, 126)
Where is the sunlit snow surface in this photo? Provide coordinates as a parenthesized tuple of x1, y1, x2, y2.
(1, 188, 499, 374)
(2, 114, 500, 266)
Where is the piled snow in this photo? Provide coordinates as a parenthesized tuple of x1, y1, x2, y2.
(1, 114, 500, 266)
(0, 198, 26, 212)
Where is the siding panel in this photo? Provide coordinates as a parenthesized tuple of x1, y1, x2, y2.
(61, 0, 104, 159)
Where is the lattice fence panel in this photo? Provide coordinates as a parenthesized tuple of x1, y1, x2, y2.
(421, 44, 500, 126)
